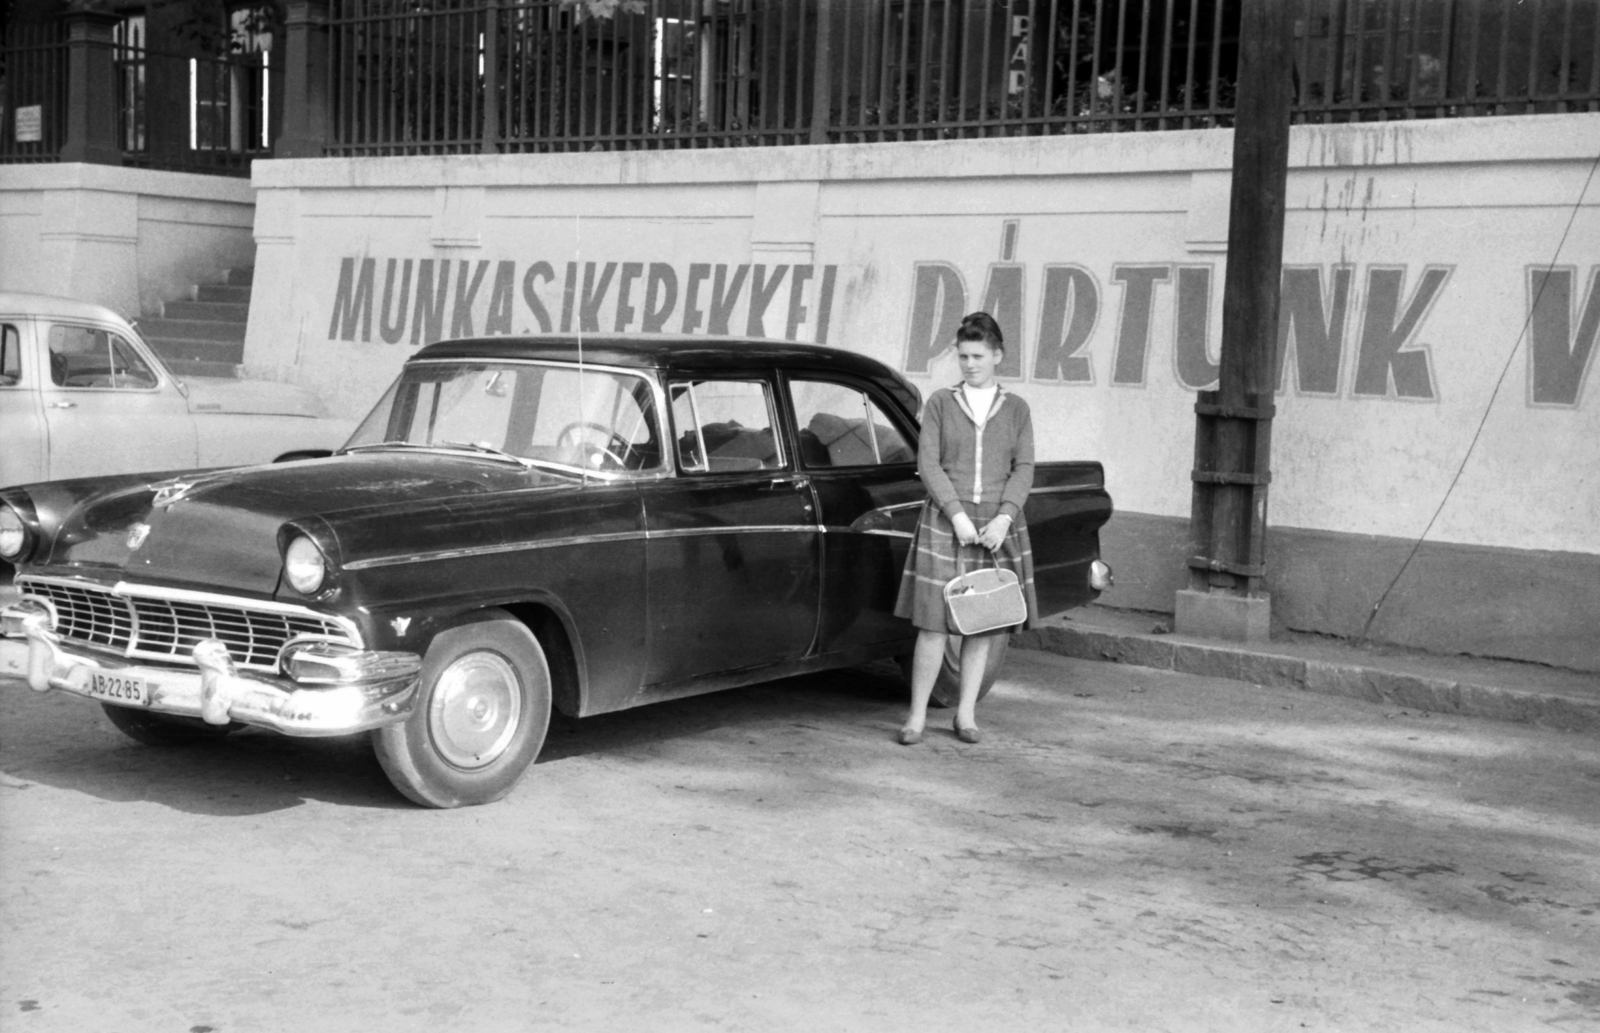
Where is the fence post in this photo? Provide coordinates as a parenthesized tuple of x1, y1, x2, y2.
(59, 9, 122, 165)
(277, 0, 331, 157)
(481, 1, 499, 154)
(809, 0, 833, 145)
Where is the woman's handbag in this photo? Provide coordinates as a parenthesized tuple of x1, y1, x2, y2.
(944, 549, 1027, 635)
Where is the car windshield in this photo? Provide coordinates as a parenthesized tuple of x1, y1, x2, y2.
(343, 361, 664, 476)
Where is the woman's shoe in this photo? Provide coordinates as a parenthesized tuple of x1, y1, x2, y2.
(897, 726, 924, 746)
(953, 718, 981, 744)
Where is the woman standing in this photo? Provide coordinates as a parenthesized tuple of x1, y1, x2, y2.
(893, 312, 1037, 745)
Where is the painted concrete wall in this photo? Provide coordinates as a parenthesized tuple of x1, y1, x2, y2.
(0, 164, 256, 319)
(241, 113, 1600, 670)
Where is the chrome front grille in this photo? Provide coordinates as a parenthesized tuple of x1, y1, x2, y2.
(31, 579, 135, 649)
(17, 577, 358, 672)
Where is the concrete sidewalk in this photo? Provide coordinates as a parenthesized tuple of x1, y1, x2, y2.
(1016, 604, 1600, 734)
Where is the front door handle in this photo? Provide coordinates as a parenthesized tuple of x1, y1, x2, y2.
(48, 400, 77, 409)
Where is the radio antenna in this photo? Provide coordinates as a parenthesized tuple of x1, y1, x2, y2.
(576, 211, 587, 487)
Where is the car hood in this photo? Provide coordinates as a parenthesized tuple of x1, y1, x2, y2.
(182, 376, 332, 418)
(29, 453, 594, 597)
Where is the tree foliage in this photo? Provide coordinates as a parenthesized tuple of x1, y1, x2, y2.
(152, 0, 284, 56)
(558, 0, 646, 21)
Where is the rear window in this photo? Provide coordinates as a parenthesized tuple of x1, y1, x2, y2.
(0, 325, 19, 386)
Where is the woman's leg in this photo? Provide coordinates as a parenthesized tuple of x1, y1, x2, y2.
(903, 628, 947, 735)
(955, 632, 996, 732)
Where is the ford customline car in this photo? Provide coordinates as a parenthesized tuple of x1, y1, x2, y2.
(0, 291, 354, 489)
(0, 335, 1113, 808)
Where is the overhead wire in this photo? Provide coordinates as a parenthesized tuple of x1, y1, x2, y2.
(576, 211, 587, 488)
(1358, 142, 1600, 644)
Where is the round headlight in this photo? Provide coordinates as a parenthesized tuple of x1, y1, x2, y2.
(284, 535, 327, 594)
(0, 507, 27, 561)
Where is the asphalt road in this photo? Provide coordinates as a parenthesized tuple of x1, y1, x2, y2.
(2, 650, 1598, 1033)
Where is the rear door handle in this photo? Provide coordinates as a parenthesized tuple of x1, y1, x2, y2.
(769, 475, 815, 516)
(48, 400, 77, 409)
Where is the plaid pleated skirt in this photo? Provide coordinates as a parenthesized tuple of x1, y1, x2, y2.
(893, 499, 1038, 634)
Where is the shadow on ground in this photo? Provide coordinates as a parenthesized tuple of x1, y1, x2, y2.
(0, 662, 913, 816)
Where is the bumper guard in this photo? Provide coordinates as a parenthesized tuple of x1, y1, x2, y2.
(0, 598, 421, 737)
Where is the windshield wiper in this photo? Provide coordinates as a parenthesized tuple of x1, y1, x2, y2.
(338, 440, 412, 455)
(432, 441, 536, 468)
(339, 440, 534, 468)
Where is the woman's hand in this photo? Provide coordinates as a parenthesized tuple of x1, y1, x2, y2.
(978, 514, 1012, 551)
(950, 512, 980, 546)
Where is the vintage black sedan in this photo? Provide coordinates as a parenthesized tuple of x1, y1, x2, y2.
(0, 336, 1113, 807)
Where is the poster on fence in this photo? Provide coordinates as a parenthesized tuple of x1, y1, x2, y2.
(14, 105, 41, 143)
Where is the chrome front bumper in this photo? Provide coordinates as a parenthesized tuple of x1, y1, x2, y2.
(0, 598, 422, 737)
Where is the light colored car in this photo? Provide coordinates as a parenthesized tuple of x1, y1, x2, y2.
(0, 292, 354, 487)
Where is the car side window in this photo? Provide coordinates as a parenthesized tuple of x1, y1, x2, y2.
(0, 325, 19, 387)
(48, 324, 158, 390)
(789, 379, 915, 468)
(669, 379, 782, 473)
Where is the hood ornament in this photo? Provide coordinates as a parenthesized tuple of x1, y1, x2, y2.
(152, 480, 198, 508)
(126, 523, 151, 550)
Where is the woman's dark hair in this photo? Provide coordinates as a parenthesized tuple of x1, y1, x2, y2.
(956, 311, 1004, 353)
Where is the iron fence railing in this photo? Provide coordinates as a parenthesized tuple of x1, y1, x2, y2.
(325, 0, 1600, 157)
(115, 43, 274, 175)
(5, 0, 1599, 169)
(0, 22, 271, 175)
(0, 22, 69, 163)
(1296, 0, 1600, 122)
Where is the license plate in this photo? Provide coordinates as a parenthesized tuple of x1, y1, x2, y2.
(89, 671, 149, 706)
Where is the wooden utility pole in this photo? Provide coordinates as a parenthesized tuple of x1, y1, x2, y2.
(1174, 0, 1295, 642)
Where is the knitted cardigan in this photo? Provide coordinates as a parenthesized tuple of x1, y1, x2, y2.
(918, 384, 1035, 522)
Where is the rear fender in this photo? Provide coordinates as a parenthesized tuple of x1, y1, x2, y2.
(1024, 462, 1113, 617)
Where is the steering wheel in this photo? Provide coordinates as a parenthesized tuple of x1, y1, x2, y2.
(555, 421, 630, 471)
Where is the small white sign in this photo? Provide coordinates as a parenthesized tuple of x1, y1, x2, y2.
(15, 105, 43, 143)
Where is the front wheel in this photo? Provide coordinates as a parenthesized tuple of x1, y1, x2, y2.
(929, 633, 1011, 709)
(101, 704, 237, 746)
(372, 612, 552, 808)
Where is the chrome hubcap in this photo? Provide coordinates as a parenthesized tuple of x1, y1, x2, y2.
(428, 651, 522, 769)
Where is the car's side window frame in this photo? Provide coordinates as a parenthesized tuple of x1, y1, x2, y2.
(0, 323, 23, 388)
(666, 372, 789, 476)
(780, 372, 920, 472)
(45, 322, 162, 393)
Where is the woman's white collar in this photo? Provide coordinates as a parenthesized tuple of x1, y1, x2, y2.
(951, 382, 1006, 422)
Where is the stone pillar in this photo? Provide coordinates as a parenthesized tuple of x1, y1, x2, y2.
(39, 182, 140, 315)
(749, 181, 822, 341)
(58, 9, 122, 165)
(276, 0, 331, 158)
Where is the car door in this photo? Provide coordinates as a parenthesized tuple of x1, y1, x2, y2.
(640, 374, 820, 689)
(785, 374, 925, 655)
(42, 321, 197, 480)
(0, 319, 48, 487)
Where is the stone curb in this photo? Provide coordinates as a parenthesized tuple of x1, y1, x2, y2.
(1012, 623, 1600, 734)
(4, 583, 1591, 733)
